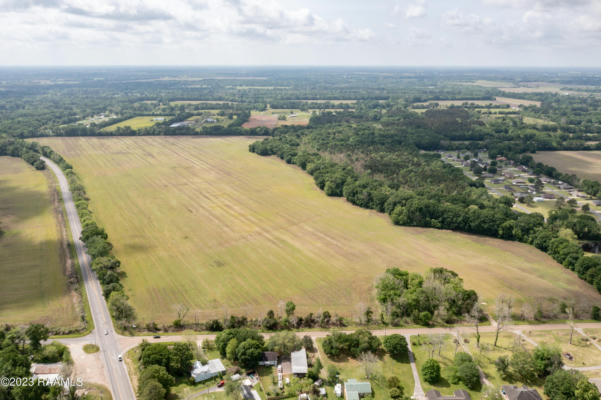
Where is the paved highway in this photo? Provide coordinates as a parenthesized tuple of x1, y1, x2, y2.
(43, 157, 136, 400)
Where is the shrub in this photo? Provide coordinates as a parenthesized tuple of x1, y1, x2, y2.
(422, 359, 441, 384)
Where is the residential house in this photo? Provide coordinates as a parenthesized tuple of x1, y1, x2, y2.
(291, 348, 308, 376)
(501, 385, 542, 400)
(191, 359, 226, 382)
(425, 389, 471, 400)
(344, 379, 372, 400)
(30, 363, 64, 386)
(259, 351, 278, 366)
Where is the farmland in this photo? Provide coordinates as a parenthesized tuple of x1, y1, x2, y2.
(533, 151, 601, 183)
(0, 157, 79, 328)
(35, 136, 601, 324)
(412, 97, 541, 108)
(101, 116, 168, 131)
(243, 109, 311, 128)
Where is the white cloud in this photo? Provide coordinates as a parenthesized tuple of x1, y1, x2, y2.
(443, 10, 491, 33)
(0, 0, 373, 46)
(393, 0, 426, 19)
(406, 3, 426, 18)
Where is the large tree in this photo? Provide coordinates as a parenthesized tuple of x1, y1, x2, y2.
(25, 324, 49, 351)
(236, 339, 264, 370)
(382, 334, 408, 360)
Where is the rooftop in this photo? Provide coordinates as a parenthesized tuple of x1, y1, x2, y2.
(345, 379, 372, 400)
(502, 385, 542, 400)
(426, 389, 471, 400)
(291, 348, 308, 374)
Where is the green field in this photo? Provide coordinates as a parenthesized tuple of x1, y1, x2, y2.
(412, 334, 481, 399)
(101, 116, 167, 131)
(0, 157, 79, 327)
(35, 137, 601, 324)
(523, 329, 601, 368)
(316, 339, 414, 399)
(522, 116, 556, 126)
(463, 332, 537, 390)
(533, 151, 601, 183)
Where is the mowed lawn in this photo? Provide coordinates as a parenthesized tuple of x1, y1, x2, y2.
(101, 116, 167, 131)
(0, 157, 79, 327)
(36, 137, 601, 324)
(533, 151, 601, 183)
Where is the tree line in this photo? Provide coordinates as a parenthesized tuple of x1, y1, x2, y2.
(248, 120, 601, 304)
(0, 137, 136, 329)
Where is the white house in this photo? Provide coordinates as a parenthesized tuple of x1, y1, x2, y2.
(291, 348, 308, 375)
(191, 359, 226, 382)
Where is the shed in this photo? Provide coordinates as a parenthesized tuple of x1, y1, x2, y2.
(334, 383, 342, 397)
(30, 363, 64, 386)
(291, 348, 308, 375)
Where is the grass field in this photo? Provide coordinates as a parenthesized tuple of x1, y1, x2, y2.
(0, 157, 79, 327)
(463, 332, 537, 390)
(522, 329, 601, 368)
(533, 151, 601, 183)
(101, 116, 168, 131)
(35, 137, 601, 324)
(412, 97, 541, 108)
(316, 339, 414, 400)
(170, 100, 236, 105)
(522, 116, 556, 126)
(243, 110, 311, 128)
(412, 334, 481, 399)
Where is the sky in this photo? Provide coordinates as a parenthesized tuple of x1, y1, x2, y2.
(0, 0, 600, 67)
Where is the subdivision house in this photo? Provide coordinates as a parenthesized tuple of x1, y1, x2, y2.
(425, 389, 471, 400)
(501, 385, 542, 400)
(259, 351, 278, 366)
(291, 348, 308, 376)
(344, 379, 372, 400)
(190, 359, 226, 382)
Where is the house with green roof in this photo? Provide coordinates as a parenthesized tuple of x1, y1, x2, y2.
(344, 379, 372, 400)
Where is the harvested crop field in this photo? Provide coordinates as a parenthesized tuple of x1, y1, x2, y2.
(36, 137, 601, 324)
(102, 116, 167, 131)
(0, 157, 79, 327)
(533, 151, 601, 182)
(243, 114, 278, 128)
